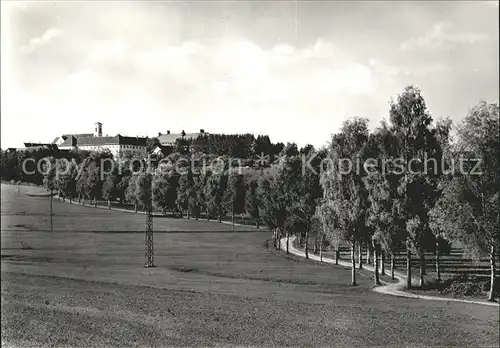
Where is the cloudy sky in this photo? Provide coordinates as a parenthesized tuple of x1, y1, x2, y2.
(1, 1, 498, 149)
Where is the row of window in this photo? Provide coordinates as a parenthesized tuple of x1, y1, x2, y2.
(78, 145, 145, 149)
(77, 145, 146, 152)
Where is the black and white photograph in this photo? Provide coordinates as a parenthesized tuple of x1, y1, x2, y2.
(1, 1, 499, 347)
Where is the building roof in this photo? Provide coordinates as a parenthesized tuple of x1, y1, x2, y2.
(59, 134, 147, 147)
(76, 136, 118, 146)
(24, 143, 59, 150)
(58, 135, 78, 147)
(117, 135, 147, 146)
(52, 132, 147, 148)
(64, 133, 94, 138)
(52, 133, 93, 145)
(158, 132, 206, 145)
(151, 144, 173, 156)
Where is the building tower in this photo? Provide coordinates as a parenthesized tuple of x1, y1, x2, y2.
(94, 122, 102, 137)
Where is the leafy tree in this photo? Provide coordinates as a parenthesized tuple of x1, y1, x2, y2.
(189, 173, 205, 219)
(427, 117, 453, 283)
(174, 138, 191, 155)
(272, 142, 285, 161)
(135, 174, 152, 211)
(205, 166, 228, 222)
(388, 85, 443, 288)
(176, 168, 195, 217)
(320, 117, 370, 286)
(42, 156, 57, 192)
(259, 175, 277, 246)
(431, 101, 499, 300)
(253, 135, 273, 160)
(318, 200, 341, 264)
(116, 176, 129, 203)
(146, 137, 160, 152)
(245, 178, 261, 228)
(259, 171, 288, 249)
(279, 142, 299, 159)
(153, 173, 179, 214)
(76, 170, 87, 203)
(223, 173, 246, 226)
(202, 170, 214, 220)
(102, 174, 119, 206)
(84, 161, 102, 204)
(126, 175, 138, 208)
(57, 160, 78, 200)
(363, 124, 406, 282)
(292, 147, 324, 258)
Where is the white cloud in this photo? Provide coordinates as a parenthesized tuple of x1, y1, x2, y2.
(4, 35, 379, 147)
(401, 22, 489, 50)
(369, 59, 450, 77)
(21, 27, 64, 53)
(3, 1, 497, 149)
(87, 40, 129, 62)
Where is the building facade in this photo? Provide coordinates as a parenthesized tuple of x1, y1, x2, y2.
(157, 129, 207, 146)
(51, 123, 147, 158)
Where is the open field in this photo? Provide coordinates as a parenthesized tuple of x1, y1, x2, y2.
(1, 184, 499, 347)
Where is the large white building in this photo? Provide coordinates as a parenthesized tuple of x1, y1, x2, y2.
(157, 129, 207, 146)
(52, 122, 147, 158)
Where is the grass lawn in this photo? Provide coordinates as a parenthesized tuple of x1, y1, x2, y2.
(1, 184, 499, 347)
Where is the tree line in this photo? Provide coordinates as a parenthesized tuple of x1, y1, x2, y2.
(317, 86, 498, 301)
(1, 85, 498, 300)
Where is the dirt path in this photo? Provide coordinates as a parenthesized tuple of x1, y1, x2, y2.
(282, 236, 499, 307)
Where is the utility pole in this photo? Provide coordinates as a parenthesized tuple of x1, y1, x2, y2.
(145, 172, 155, 268)
(50, 188, 53, 232)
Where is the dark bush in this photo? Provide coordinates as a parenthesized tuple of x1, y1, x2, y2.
(435, 273, 499, 297)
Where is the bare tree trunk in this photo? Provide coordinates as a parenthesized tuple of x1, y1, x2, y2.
(358, 241, 363, 270)
(436, 241, 441, 283)
(286, 230, 289, 254)
(206, 206, 209, 221)
(351, 239, 357, 286)
(319, 233, 324, 262)
(406, 238, 412, 289)
(277, 229, 281, 250)
(305, 230, 309, 259)
(335, 245, 339, 265)
(49, 189, 53, 232)
(373, 241, 380, 285)
(108, 199, 111, 209)
(381, 251, 386, 276)
(419, 252, 425, 288)
(489, 245, 496, 301)
(134, 203, 137, 213)
(231, 200, 234, 228)
(391, 253, 395, 280)
(367, 242, 372, 264)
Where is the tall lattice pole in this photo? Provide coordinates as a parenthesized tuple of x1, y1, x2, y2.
(145, 173, 155, 268)
(50, 188, 53, 232)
